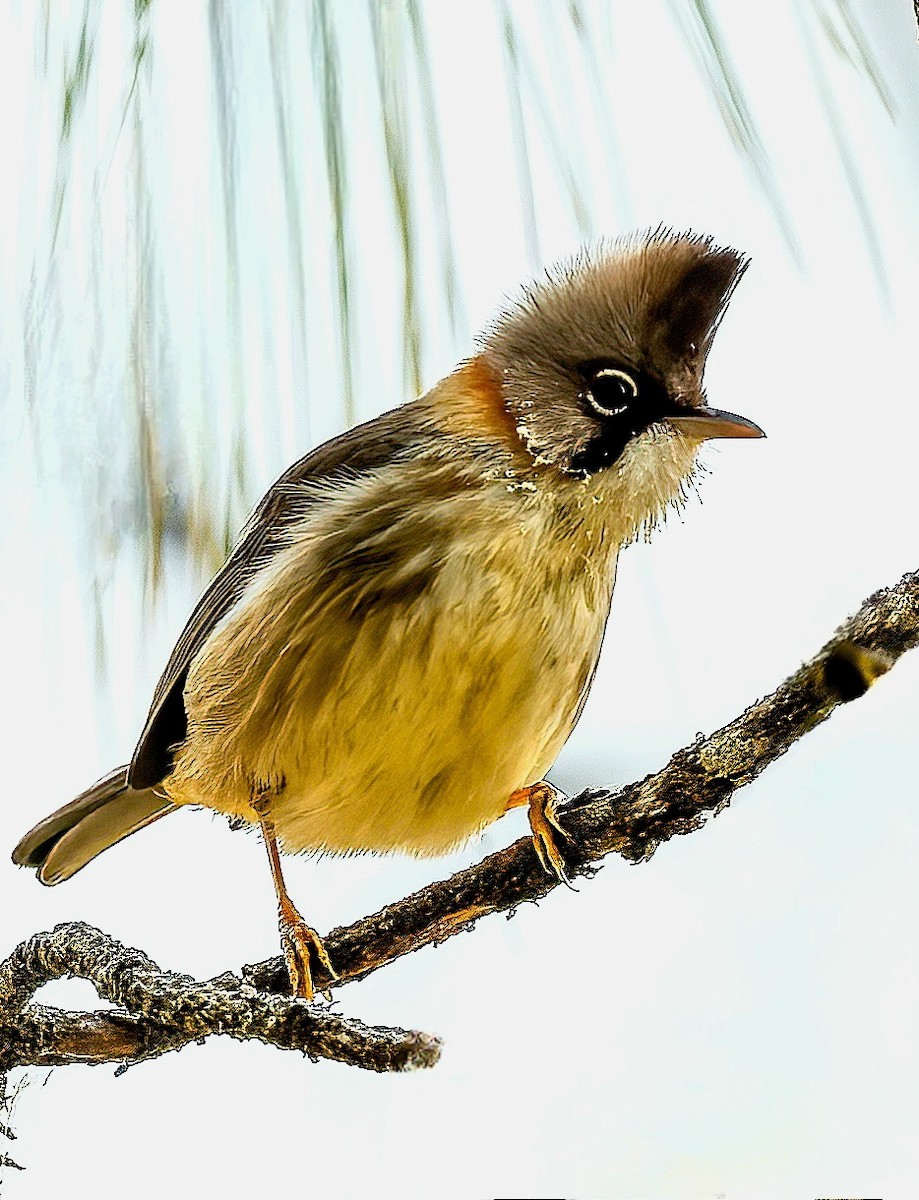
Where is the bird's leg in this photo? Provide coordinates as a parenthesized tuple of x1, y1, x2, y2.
(506, 781, 573, 887)
(250, 788, 336, 1000)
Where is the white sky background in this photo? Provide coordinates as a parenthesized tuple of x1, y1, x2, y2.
(1, 2, 918, 1197)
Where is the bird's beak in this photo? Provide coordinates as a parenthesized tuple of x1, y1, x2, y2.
(668, 406, 765, 440)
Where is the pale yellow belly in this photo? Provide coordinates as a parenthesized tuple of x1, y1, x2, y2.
(165, 544, 616, 857)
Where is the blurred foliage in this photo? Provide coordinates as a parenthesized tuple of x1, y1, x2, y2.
(673, 0, 803, 261)
(7, 0, 896, 630)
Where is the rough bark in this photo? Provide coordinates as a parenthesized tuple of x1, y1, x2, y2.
(0, 923, 440, 1074)
(1, 569, 916, 1104)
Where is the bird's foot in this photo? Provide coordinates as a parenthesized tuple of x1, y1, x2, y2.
(277, 894, 337, 1001)
(507, 781, 575, 889)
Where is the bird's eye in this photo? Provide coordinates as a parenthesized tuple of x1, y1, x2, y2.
(583, 368, 639, 418)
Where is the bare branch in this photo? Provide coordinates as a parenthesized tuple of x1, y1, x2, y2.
(0, 923, 441, 1075)
(0, 569, 916, 1099)
(243, 569, 919, 994)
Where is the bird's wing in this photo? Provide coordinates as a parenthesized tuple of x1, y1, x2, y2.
(128, 403, 427, 788)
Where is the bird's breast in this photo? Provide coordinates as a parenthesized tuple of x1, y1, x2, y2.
(169, 462, 620, 855)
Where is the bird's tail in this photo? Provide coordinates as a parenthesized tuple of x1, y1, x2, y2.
(12, 766, 178, 885)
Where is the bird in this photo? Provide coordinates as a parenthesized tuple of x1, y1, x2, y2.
(13, 228, 764, 1000)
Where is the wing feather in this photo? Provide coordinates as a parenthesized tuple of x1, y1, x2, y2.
(129, 403, 427, 787)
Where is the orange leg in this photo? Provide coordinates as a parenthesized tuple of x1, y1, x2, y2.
(506, 781, 573, 887)
(251, 790, 336, 1000)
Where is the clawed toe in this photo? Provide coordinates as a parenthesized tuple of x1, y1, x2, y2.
(279, 900, 336, 1000)
(519, 781, 576, 890)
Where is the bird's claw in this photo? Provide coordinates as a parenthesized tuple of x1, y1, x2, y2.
(278, 897, 337, 1000)
(525, 782, 576, 891)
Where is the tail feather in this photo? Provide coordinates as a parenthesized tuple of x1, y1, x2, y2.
(12, 765, 177, 885)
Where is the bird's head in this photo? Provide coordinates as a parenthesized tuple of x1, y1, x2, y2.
(477, 229, 763, 515)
